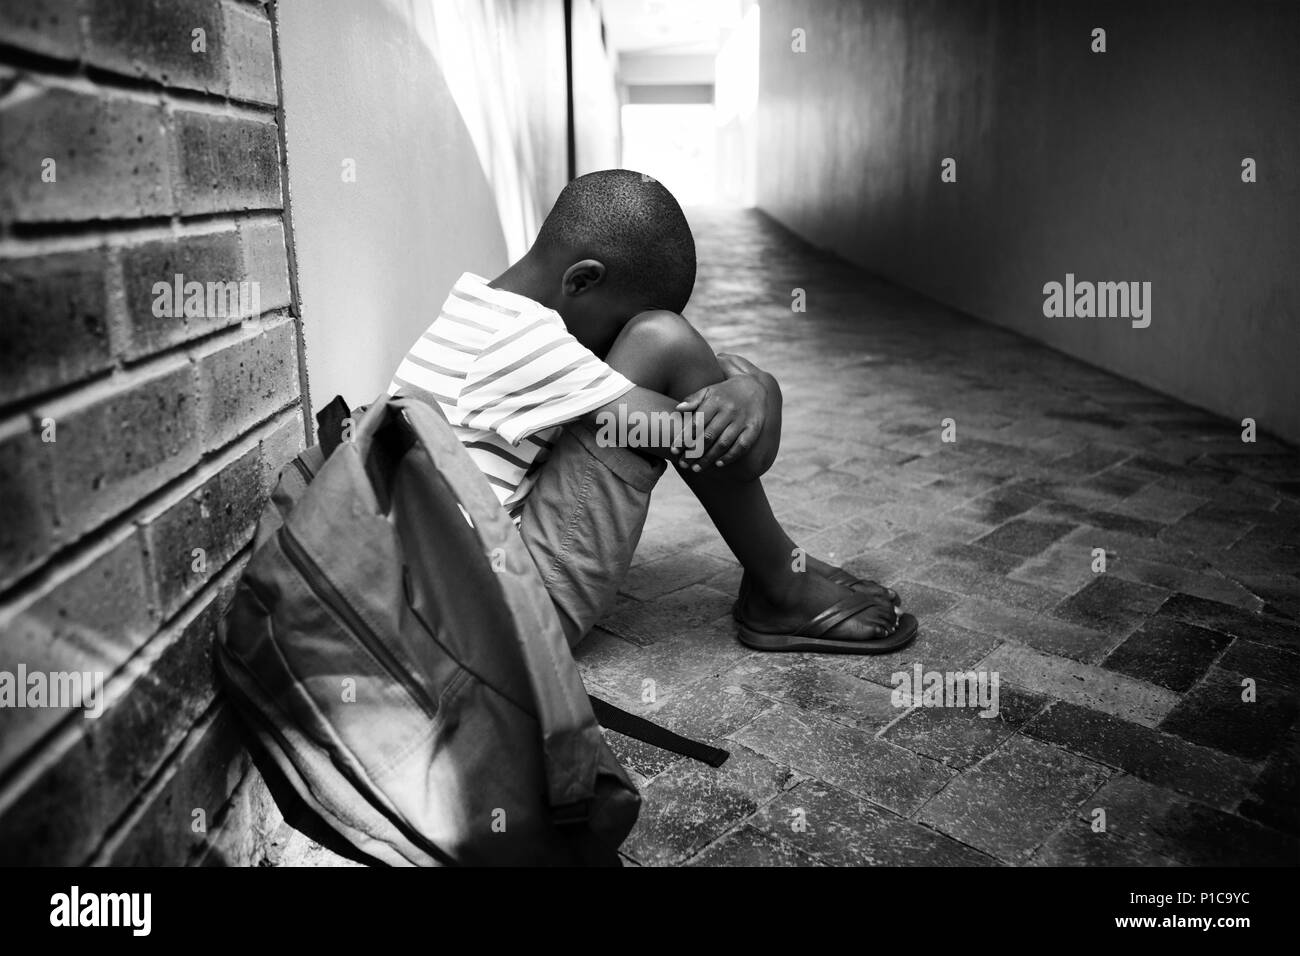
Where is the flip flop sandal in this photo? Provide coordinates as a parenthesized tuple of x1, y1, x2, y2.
(734, 591, 919, 655)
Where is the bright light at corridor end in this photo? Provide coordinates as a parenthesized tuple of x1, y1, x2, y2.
(619, 3, 760, 209)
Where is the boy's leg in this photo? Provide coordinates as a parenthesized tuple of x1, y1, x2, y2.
(596, 312, 900, 642)
(518, 419, 664, 649)
(519, 310, 900, 650)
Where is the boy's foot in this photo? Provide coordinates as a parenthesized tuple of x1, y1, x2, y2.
(734, 571, 918, 654)
(803, 554, 900, 606)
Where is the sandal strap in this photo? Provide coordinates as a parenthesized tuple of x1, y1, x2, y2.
(796, 591, 881, 639)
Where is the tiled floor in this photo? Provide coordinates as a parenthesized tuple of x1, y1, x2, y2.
(279, 206, 1299, 867)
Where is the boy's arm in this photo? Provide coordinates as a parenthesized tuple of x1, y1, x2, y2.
(578, 363, 782, 479)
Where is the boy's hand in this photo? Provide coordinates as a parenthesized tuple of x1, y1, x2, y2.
(672, 369, 773, 472)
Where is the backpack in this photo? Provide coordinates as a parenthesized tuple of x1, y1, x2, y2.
(216, 392, 726, 866)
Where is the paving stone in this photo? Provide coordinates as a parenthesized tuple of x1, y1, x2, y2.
(1159, 667, 1299, 761)
(620, 551, 734, 601)
(639, 675, 775, 741)
(982, 643, 1181, 726)
(603, 729, 682, 781)
(834, 615, 1000, 687)
(750, 782, 994, 866)
(1218, 639, 1300, 689)
(1100, 613, 1232, 692)
(883, 685, 1048, 769)
(1008, 543, 1104, 595)
(912, 561, 1060, 612)
(1109, 485, 1208, 523)
(1085, 775, 1299, 866)
(1051, 575, 1168, 638)
(621, 743, 801, 867)
(731, 706, 954, 815)
(598, 584, 735, 647)
(1030, 821, 1182, 866)
(917, 735, 1112, 862)
(949, 487, 1043, 526)
(1159, 593, 1300, 652)
(686, 824, 823, 866)
(888, 580, 961, 617)
(1024, 702, 1257, 810)
(946, 599, 1114, 662)
(1028, 499, 1166, 538)
(719, 656, 899, 732)
(974, 518, 1078, 558)
(1237, 725, 1300, 835)
(1110, 558, 1258, 610)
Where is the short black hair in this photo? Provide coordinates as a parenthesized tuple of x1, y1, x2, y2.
(535, 169, 696, 314)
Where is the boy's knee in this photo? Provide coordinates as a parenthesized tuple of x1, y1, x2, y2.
(606, 310, 723, 399)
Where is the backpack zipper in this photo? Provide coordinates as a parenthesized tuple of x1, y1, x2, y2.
(278, 525, 438, 719)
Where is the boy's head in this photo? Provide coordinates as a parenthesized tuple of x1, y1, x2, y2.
(528, 169, 695, 354)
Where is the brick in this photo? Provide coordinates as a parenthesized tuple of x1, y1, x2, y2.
(946, 599, 1113, 663)
(573, 614, 748, 705)
(1109, 485, 1208, 524)
(687, 823, 822, 866)
(0, 532, 153, 775)
(751, 783, 993, 867)
(974, 518, 1077, 558)
(1025, 702, 1256, 810)
(621, 550, 732, 601)
(0, 420, 56, 589)
(621, 744, 799, 866)
(1219, 639, 1300, 690)
(173, 109, 281, 215)
(1008, 542, 1103, 594)
(195, 764, 285, 866)
(99, 705, 251, 865)
(883, 685, 1047, 769)
(731, 705, 954, 815)
(0, 248, 114, 404)
(120, 227, 246, 358)
(720, 656, 899, 732)
(0, 578, 231, 864)
(1100, 613, 1231, 692)
(1159, 667, 1298, 761)
(1050, 575, 1166, 637)
(597, 583, 733, 647)
(1028, 499, 1166, 538)
(45, 362, 201, 536)
(196, 321, 299, 450)
(913, 561, 1060, 612)
(917, 735, 1112, 862)
(1030, 822, 1180, 866)
(221, 1, 277, 105)
(0, 0, 82, 60)
(0, 82, 172, 222)
(1238, 725, 1300, 835)
(1159, 592, 1299, 653)
(836, 615, 998, 687)
(239, 219, 292, 313)
(139, 445, 262, 620)
(258, 411, 306, 492)
(638, 675, 773, 742)
(84, 0, 224, 94)
(982, 643, 1180, 727)
(1085, 774, 1299, 867)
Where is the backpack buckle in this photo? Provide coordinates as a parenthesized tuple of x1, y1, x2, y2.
(551, 799, 591, 829)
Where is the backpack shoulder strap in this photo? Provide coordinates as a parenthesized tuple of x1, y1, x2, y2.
(588, 696, 729, 768)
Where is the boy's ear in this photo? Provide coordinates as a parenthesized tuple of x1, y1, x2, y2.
(561, 259, 606, 297)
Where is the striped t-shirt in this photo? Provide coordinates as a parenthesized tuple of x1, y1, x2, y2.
(389, 272, 635, 523)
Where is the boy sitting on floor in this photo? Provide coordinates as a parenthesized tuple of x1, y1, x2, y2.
(389, 170, 916, 654)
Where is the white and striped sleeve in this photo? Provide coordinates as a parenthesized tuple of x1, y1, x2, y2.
(456, 312, 635, 445)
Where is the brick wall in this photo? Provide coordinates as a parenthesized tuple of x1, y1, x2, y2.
(0, 0, 306, 864)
